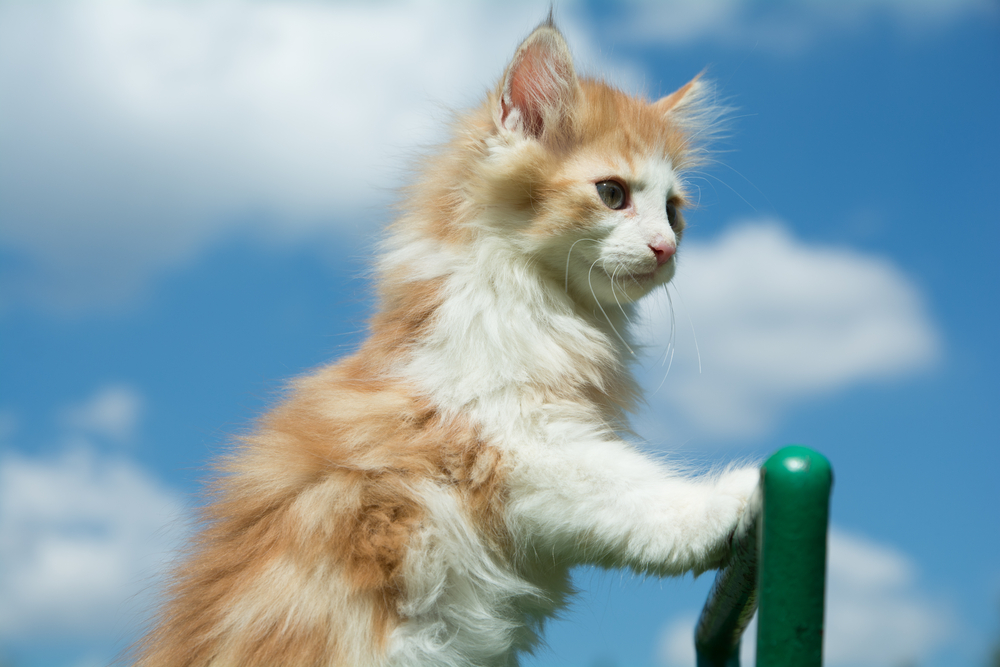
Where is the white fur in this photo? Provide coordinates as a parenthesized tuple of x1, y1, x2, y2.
(388, 482, 552, 667)
(383, 178, 758, 665)
(383, 24, 755, 666)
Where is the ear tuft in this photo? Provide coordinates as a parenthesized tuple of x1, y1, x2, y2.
(654, 73, 727, 136)
(498, 23, 578, 141)
(653, 73, 705, 115)
(654, 73, 727, 166)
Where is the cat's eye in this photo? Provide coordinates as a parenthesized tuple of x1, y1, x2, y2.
(666, 200, 679, 228)
(596, 181, 627, 210)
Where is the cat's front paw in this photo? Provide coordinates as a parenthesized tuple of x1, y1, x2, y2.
(706, 467, 761, 568)
(716, 466, 760, 511)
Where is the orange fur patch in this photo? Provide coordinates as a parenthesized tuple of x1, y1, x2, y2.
(134, 329, 511, 666)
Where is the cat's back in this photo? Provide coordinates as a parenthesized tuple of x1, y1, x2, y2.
(136, 355, 517, 666)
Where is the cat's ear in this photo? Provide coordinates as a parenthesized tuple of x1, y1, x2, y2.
(497, 21, 579, 141)
(653, 74, 705, 115)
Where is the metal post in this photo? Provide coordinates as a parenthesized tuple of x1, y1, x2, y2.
(756, 446, 833, 666)
(693, 446, 832, 667)
(694, 484, 760, 667)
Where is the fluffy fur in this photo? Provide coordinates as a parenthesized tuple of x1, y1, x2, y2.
(135, 19, 759, 667)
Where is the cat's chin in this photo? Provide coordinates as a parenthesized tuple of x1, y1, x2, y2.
(589, 272, 664, 306)
(627, 269, 659, 283)
(608, 264, 673, 296)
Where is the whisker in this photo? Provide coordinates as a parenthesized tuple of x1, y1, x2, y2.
(671, 285, 703, 374)
(653, 346, 676, 394)
(714, 160, 776, 212)
(681, 174, 718, 208)
(604, 261, 634, 328)
(565, 238, 598, 293)
(664, 285, 677, 367)
(689, 182, 704, 207)
(651, 285, 679, 394)
(588, 259, 634, 356)
(687, 159, 774, 213)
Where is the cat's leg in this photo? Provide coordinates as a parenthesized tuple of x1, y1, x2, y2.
(506, 431, 759, 575)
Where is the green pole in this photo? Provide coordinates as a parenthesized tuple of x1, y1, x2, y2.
(694, 481, 760, 667)
(756, 446, 833, 666)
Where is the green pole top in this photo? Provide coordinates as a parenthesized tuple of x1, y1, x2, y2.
(762, 445, 833, 489)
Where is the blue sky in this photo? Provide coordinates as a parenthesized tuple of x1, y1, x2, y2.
(1, 1, 998, 666)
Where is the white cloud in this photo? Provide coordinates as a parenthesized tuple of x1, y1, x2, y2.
(823, 528, 952, 666)
(0, 0, 623, 314)
(0, 385, 187, 647)
(658, 527, 952, 667)
(0, 445, 188, 640)
(659, 611, 700, 666)
(60, 383, 144, 443)
(636, 221, 939, 441)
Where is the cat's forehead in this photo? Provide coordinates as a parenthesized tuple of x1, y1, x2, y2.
(576, 80, 691, 163)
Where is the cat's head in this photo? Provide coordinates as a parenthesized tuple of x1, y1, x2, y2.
(473, 19, 714, 308)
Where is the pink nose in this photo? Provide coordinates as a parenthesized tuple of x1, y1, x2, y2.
(649, 240, 676, 266)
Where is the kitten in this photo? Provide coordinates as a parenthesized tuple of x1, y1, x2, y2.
(136, 18, 759, 667)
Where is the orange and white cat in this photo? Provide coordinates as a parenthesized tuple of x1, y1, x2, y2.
(136, 18, 759, 667)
